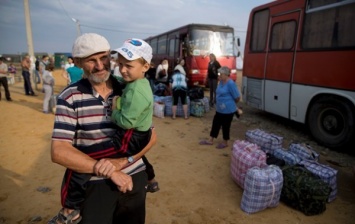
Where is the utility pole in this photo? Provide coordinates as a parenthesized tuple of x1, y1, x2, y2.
(23, 0, 37, 89)
(72, 18, 81, 37)
(24, 0, 34, 58)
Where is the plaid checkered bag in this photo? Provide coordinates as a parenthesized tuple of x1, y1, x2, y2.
(272, 148, 301, 165)
(190, 100, 205, 117)
(163, 96, 190, 117)
(299, 160, 338, 202)
(153, 102, 165, 118)
(245, 129, 283, 153)
(289, 143, 320, 161)
(241, 165, 283, 214)
(231, 140, 267, 189)
(201, 97, 210, 113)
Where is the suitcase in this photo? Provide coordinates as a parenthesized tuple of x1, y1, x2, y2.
(163, 96, 190, 117)
(289, 143, 320, 162)
(245, 129, 283, 153)
(190, 100, 205, 117)
(281, 165, 331, 216)
(272, 148, 301, 166)
(241, 165, 283, 214)
(230, 140, 267, 189)
(299, 160, 338, 202)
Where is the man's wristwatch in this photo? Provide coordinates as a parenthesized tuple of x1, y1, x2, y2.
(127, 156, 134, 163)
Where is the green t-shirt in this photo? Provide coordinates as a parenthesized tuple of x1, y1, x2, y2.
(111, 78, 153, 131)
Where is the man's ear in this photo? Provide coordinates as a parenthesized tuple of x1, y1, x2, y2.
(73, 58, 82, 68)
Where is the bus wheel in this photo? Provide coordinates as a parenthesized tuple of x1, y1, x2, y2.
(307, 96, 355, 148)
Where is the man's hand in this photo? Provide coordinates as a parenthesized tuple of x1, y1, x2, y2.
(93, 158, 117, 178)
(110, 171, 133, 193)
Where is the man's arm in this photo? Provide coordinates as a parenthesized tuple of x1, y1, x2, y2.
(51, 140, 97, 173)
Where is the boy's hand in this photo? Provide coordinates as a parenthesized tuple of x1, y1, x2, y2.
(112, 96, 121, 110)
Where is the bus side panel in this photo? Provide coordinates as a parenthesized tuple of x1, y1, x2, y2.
(242, 77, 263, 109)
(290, 84, 355, 123)
(264, 80, 290, 118)
(243, 53, 266, 79)
(293, 51, 355, 91)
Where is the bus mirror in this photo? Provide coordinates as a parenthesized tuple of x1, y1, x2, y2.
(237, 38, 241, 47)
(237, 51, 241, 57)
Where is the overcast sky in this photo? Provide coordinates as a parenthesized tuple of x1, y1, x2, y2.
(0, 0, 272, 56)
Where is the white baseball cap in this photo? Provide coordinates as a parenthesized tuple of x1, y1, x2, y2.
(113, 38, 152, 63)
(72, 33, 110, 58)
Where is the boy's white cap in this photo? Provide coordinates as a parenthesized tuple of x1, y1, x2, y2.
(72, 33, 110, 58)
(113, 38, 152, 63)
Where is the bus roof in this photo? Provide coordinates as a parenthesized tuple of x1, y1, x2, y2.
(144, 23, 234, 41)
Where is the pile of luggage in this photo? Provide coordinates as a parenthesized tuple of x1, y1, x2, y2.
(153, 85, 209, 118)
(231, 129, 337, 216)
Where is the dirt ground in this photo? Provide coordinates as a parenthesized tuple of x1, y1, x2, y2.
(0, 70, 354, 224)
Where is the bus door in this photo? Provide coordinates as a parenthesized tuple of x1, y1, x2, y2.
(264, 11, 300, 118)
(168, 33, 180, 69)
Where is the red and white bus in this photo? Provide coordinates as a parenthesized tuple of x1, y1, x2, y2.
(242, 0, 355, 148)
(144, 23, 238, 86)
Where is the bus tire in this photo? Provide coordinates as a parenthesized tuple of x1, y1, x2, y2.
(307, 96, 355, 149)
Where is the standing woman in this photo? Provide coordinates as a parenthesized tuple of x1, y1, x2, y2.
(169, 69, 189, 119)
(199, 66, 240, 149)
(207, 53, 221, 107)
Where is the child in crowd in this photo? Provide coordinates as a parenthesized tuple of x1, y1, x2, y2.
(42, 63, 55, 114)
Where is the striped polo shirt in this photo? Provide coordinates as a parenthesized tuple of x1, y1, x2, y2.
(52, 76, 146, 176)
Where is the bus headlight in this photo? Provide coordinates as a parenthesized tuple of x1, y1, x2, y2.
(190, 69, 199, 74)
(231, 69, 237, 74)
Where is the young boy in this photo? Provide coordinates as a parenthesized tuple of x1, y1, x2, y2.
(49, 38, 157, 224)
(112, 39, 159, 193)
(111, 38, 154, 159)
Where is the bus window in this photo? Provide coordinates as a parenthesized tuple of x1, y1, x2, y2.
(188, 29, 234, 57)
(303, 0, 355, 49)
(270, 21, 296, 50)
(251, 9, 269, 51)
(151, 38, 158, 54)
(158, 35, 167, 54)
(169, 38, 175, 57)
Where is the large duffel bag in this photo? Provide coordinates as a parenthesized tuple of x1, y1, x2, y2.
(190, 100, 205, 117)
(230, 140, 267, 189)
(272, 148, 301, 166)
(241, 165, 283, 214)
(299, 160, 338, 202)
(188, 86, 204, 100)
(245, 129, 283, 153)
(289, 143, 320, 162)
(281, 165, 331, 216)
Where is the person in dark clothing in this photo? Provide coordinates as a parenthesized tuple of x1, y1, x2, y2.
(145, 61, 156, 92)
(207, 53, 221, 107)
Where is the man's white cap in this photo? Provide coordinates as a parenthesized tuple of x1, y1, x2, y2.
(113, 38, 152, 63)
(72, 33, 110, 58)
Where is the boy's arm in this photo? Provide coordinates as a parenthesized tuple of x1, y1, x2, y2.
(103, 127, 157, 171)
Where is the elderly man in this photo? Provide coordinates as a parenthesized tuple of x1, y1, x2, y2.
(50, 33, 156, 224)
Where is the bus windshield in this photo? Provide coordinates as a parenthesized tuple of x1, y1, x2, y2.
(187, 29, 235, 57)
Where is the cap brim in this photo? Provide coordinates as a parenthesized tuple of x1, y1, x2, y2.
(113, 47, 141, 61)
